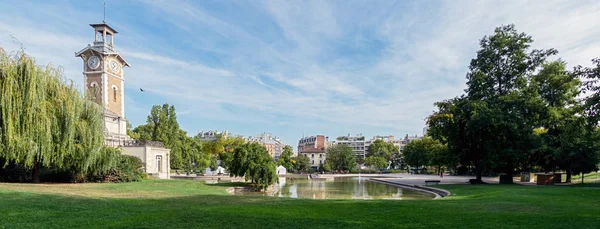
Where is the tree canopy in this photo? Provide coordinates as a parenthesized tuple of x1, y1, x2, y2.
(0, 48, 119, 182)
(229, 142, 277, 190)
(326, 144, 357, 171)
(132, 104, 209, 171)
(277, 145, 294, 171)
(427, 24, 600, 183)
(366, 139, 399, 161)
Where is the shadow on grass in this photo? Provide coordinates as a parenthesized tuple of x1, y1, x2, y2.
(206, 182, 248, 187)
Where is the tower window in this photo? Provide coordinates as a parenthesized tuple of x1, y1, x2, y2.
(90, 82, 99, 99)
(112, 85, 118, 102)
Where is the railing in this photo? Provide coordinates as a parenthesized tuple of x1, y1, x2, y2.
(121, 139, 165, 147)
(105, 138, 165, 147)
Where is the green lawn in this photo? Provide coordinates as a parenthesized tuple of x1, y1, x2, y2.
(1, 179, 599, 229)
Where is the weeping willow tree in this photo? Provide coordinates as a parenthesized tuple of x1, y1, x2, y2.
(0, 48, 118, 182)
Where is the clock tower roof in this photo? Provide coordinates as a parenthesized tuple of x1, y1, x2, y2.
(90, 23, 118, 34)
(75, 22, 130, 67)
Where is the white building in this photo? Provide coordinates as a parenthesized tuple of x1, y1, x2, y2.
(331, 134, 366, 159)
(245, 132, 284, 160)
(197, 130, 224, 141)
(121, 140, 171, 179)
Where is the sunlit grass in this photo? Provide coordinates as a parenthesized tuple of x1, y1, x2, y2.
(1, 180, 599, 228)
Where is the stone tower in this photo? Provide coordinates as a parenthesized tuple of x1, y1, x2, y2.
(76, 23, 130, 146)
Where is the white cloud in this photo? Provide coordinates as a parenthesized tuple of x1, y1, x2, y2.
(1, 0, 599, 145)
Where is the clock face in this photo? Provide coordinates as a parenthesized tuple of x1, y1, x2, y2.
(109, 60, 121, 73)
(87, 56, 100, 70)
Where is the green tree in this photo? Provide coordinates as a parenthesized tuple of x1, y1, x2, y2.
(229, 142, 277, 191)
(0, 48, 116, 182)
(364, 156, 388, 171)
(429, 25, 557, 183)
(126, 121, 140, 140)
(132, 104, 210, 170)
(576, 58, 600, 126)
(291, 155, 310, 173)
(326, 145, 357, 171)
(277, 145, 294, 171)
(403, 138, 434, 173)
(366, 139, 399, 161)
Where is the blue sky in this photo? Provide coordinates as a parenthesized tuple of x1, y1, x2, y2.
(1, 0, 599, 149)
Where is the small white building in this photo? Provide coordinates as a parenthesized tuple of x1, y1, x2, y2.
(205, 166, 226, 175)
(276, 165, 287, 175)
(122, 140, 171, 179)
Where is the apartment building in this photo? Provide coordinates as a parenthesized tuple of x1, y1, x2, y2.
(246, 132, 284, 160)
(331, 134, 366, 159)
(298, 135, 328, 169)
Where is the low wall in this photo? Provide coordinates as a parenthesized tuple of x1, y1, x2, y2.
(369, 178, 450, 199)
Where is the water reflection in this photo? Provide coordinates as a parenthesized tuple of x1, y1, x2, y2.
(240, 177, 433, 200)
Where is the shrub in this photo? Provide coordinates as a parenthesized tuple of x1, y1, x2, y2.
(89, 155, 146, 182)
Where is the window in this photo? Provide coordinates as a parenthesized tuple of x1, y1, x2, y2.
(319, 154, 322, 158)
(319, 160, 322, 165)
(312, 160, 314, 165)
(311, 154, 314, 158)
(113, 86, 117, 102)
(156, 155, 162, 172)
(90, 82, 98, 99)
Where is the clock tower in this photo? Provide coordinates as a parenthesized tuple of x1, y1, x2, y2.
(76, 23, 130, 146)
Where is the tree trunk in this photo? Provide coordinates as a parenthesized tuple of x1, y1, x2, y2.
(32, 162, 40, 183)
(581, 172, 584, 184)
(475, 162, 482, 182)
(500, 169, 513, 184)
(566, 170, 572, 183)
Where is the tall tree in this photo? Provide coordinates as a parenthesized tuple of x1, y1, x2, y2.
(326, 144, 357, 171)
(291, 155, 310, 173)
(402, 137, 447, 173)
(364, 156, 388, 171)
(429, 25, 557, 183)
(366, 139, 398, 161)
(133, 104, 207, 170)
(0, 48, 112, 182)
(277, 145, 294, 171)
(229, 142, 277, 191)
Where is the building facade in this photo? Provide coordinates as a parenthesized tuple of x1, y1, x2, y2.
(76, 22, 170, 179)
(331, 134, 366, 159)
(245, 133, 284, 160)
(298, 135, 329, 169)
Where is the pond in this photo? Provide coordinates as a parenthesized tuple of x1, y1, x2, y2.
(232, 177, 434, 200)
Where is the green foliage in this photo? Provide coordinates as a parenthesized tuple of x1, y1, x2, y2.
(366, 139, 399, 161)
(319, 160, 332, 172)
(277, 145, 294, 171)
(133, 104, 209, 171)
(291, 155, 310, 173)
(89, 153, 146, 183)
(0, 48, 113, 182)
(364, 156, 387, 170)
(428, 25, 600, 183)
(126, 121, 140, 140)
(326, 144, 357, 171)
(202, 134, 245, 169)
(575, 58, 600, 125)
(229, 142, 277, 191)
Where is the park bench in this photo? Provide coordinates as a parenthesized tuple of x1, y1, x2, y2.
(424, 180, 441, 185)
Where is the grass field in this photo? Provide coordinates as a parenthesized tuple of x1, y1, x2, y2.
(1, 179, 599, 229)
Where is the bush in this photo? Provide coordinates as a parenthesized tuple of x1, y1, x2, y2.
(0, 159, 32, 182)
(89, 155, 146, 182)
